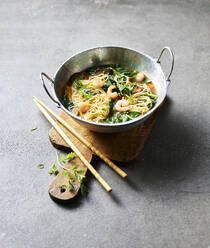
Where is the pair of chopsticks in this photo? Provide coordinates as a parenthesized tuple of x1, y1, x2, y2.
(33, 96, 127, 192)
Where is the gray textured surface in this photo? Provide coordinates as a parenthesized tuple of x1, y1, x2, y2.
(0, 0, 210, 247)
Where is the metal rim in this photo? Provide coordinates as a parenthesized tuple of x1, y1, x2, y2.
(50, 46, 171, 128)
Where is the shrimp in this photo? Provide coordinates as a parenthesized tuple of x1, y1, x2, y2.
(115, 100, 129, 112)
(135, 72, 145, 82)
(92, 78, 105, 88)
(78, 102, 90, 113)
(107, 85, 118, 100)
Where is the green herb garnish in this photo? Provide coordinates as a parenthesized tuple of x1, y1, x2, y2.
(75, 80, 83, 89)
(60, 163, 88, 197)
(31, 127, 38, 131)
(37, 163, 44, 169)
(114, 66, 138, 77)
(48, 152, 75, 175)
(105, 111, 140, 123)
(144, 93, 158, 100)
(75, 81, 96, 100)
(102, 75, 113, 91)
(83, 88, 96, 100)
(59, 152, 75, 164)
(72, 164, 80, 170)
(62, 93, 74, 110)
(48, 163, 59, 175)
(74, 170, 86, 183)
(62, 169, 69, 176)
(58, 184, 66, 189)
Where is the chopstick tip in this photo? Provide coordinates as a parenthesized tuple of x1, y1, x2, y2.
(123, 173, 128, 179)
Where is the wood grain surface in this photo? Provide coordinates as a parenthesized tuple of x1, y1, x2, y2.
(48, 123, 93, 201)
(49, 108, 161, 162)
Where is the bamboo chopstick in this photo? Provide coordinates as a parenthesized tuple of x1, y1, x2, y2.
(33, 98, 112, 192)
(33, 96, 127, 179)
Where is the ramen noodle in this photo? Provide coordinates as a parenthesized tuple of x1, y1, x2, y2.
(62, 65, 157, 124)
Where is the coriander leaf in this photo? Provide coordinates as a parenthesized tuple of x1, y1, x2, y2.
(77, 169, 85, 174)
(69, 179, 77, 191)
(49, 163, 59, 175)
(62, 169, 69, 176)
(62, 152, 75, 164)
(37, 164, 44, 169)
(68, 180, 75, 191)
(65, 152, 75, 161)
(74, 170, 85, 183)
(58, 184, 66, 189)
(60, 154, 64, 162)
(52, 163, 57, 170)
(68, 173, 74, 181)
(72, 164, 80, 170)
(31, 127, 37, 131)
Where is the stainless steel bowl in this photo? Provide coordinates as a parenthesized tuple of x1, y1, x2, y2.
(41, 46, 174, 133)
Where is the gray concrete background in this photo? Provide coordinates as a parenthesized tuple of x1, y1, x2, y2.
(0, 0, 210, 247)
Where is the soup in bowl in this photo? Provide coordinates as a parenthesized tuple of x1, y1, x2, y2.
(41, 46, 174, 133)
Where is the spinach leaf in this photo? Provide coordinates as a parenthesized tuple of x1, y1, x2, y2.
(82, 88, 95, 100)
(63, 93, 74, 110)
(104, 111, 140, 124)
(114, 66, 138, 77)
(144, 93, 157, 108)
(102, 78, 112, 91)
(76, 80, 85, 90)
(144, 93, 158, 100)
(75, 81, 96, 100)
(109, 100, 114, 116)
(127, 112, 140, 119)
(115, 82, 132, 97)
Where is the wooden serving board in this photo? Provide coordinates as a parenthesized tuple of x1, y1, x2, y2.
(49, 108, 161, 162)
(48, 130, 92, 202)
(48, 107, 162, 201)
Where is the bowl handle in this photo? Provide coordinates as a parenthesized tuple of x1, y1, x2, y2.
(157, 47, 174, 85)
(40, 72, 61, 108)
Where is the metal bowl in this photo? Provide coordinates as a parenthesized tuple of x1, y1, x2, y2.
(41, 46, 174, 133)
